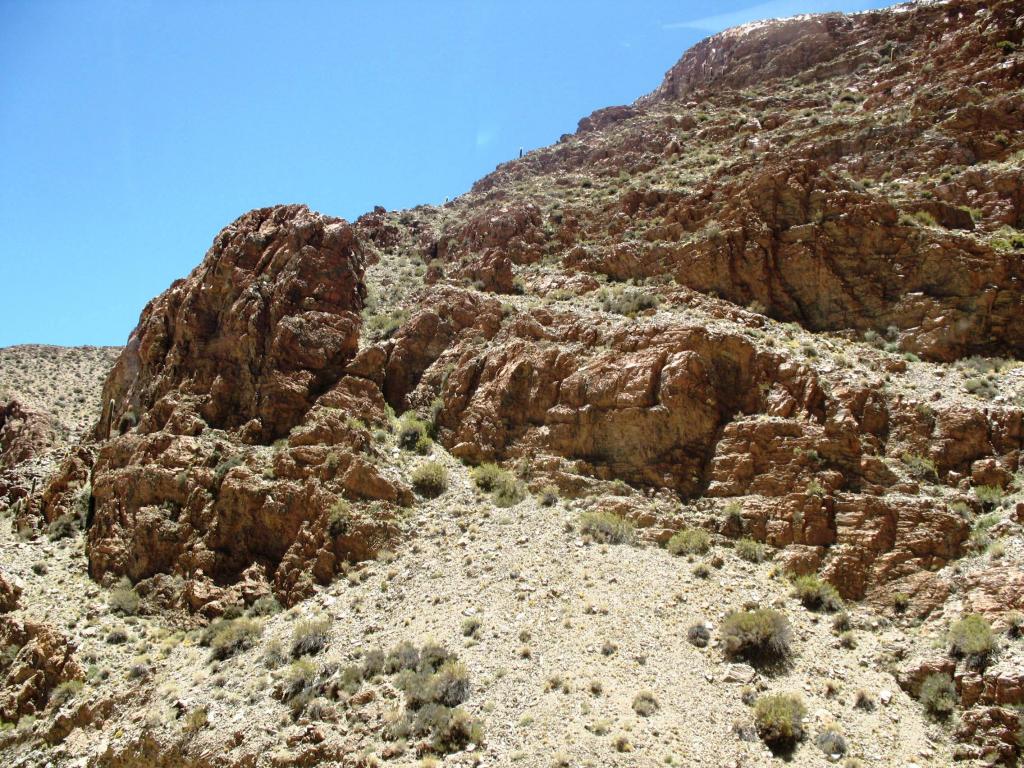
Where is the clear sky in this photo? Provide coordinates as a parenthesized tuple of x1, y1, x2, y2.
(0, 0, 890, 347)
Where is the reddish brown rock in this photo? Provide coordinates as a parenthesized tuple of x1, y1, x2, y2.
(0, 571, 21, 614)
(0, 617, 83, 721)
(85, 205, 410, 608)
(96, 204, 366, 444)
(953, 706, 1021, 765)
(0, 400, 56, 471)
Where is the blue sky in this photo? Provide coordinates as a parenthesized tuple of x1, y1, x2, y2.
(0, 0, 888, 347)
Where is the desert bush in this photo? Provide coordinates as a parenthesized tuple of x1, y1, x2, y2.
(398, 413, 432, 454)
(429, 706, 484, 753)
(261, 638, 287, 669)
(327, 499, 350, 537)
(411, 461, 449, 498)
(539, 485, 559, 506)
(948, 614, 996, 667)
(207, 618, 262, 661)
(578, 510, 634, 544)
(279, 658, 318, 714)
(47, 513, 80, 541)
(248, 595, 282, 617)
(632, 691, 659, 716)
(108, 578, 140, 616)
(693, 563, 710, 578)
(461, 616, 482, 638)
(735, 538, 766, 563)
(667, 527, 710, 556)
(471, 463, 523, 507)
(854, 689, 875, 711)
(471, 463, 505, 492)
(687, 624, 710, 648)
(598, 286, 660, 316)
(832, 612, 851, 633)
(386, 641, 421, 673)
(721, 609, 792, 666)
(919, 672, 956, 717)
(839, 631, 857, 650)
(893, 592, 910, 613)
(754, 693, 806, 752)
(49, 679, 83, 709)
(791, 574, 842, 612)
(291, 616, 332, 658)
(1004, 611, 1024, 639)
(815, 725, 847, 757)
(431, 660, 471, 707)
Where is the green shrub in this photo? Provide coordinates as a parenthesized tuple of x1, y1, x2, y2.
(49, 679, 83, 709)
(471, 463, 524, 507)
(386, 641, 421, 674)
(948, 614, 996, 667)
(431, 660, 471, 707)
(411, 461, 449, 498)
(248, 595, 282, 617)
(902, 453, 938, 482)
(471, 463, 505, 492)
(108, 578, 140, 616)
(721, 609, 792, 666)
(291, 616, 332, 658)
(579, 511, 635, 545)
(207, 618, 262, 661)
(667, 527, 710, 556)
(279, 658, 318, 714)
(754, 693, 806, 752)
(598, 286, 660, 316)
(791, 574, 842, 612)
(919, 672, 956, 717)
(974, 485, 1004, 506)
(539, 485, 559, 507)
(893, 592, 910, 613)
(398, 414, 432, 454)
(632, 691, 659, 717)
(735, 538, 766, 563)
(327, 499, 350, 537)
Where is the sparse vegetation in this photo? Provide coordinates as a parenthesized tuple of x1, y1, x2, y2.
(754, 693, 806, 752)
(666, 527, 710, 556)
(791, 574, 842, 612)
(108, 578, 140, 616)
(291, 616, 332, 658)
(721, 609, 792, 666)
(632, 691, 659, 717)
(398, 413, 432, 454)
(206, 617, 263, 661)
(578, 510, 634, 544)
(948, 614, 996, 668)
(735, 537, 766, 563)
(919, 672, 957, 717)
(471, 463, 524, 507)
(412, 461, 449, 498)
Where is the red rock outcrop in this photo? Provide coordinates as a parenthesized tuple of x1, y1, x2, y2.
(0, 571, 22, 614)
(0, 618, 83, 721)
(85, 206, 410, 609)
(0, 400, 56, 471)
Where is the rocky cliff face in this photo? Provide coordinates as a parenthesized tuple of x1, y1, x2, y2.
(3, 1, 1024, 765)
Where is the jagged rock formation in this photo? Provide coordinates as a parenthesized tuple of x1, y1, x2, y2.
(80, 206, 410, 612)
(2, 0, 1024, 764)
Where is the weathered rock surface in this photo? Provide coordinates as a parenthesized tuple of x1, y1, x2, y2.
(85, 206, 410, 609)
(0, 618, 83, 722)
(0, 401, 56, 472)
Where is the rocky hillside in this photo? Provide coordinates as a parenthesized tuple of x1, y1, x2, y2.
(1, 1, 1024, 765)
